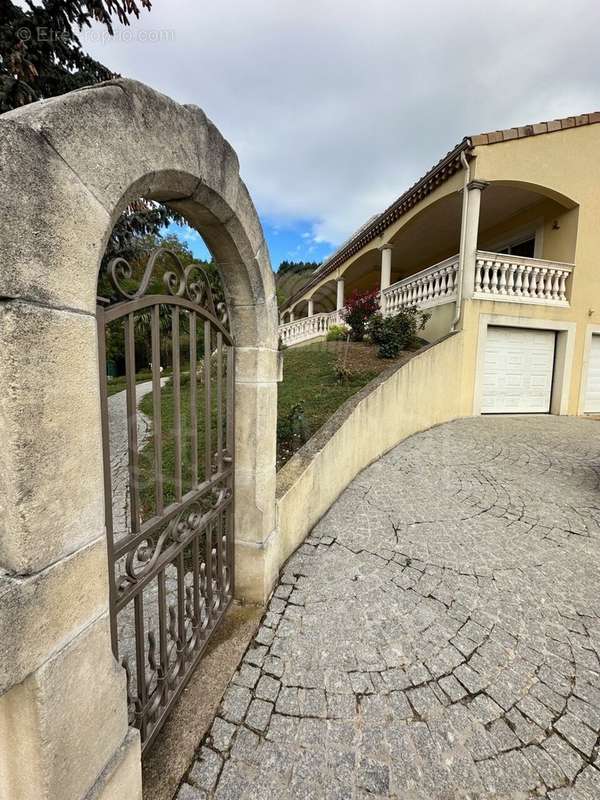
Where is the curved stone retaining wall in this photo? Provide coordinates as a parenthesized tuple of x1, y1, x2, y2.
(275, 332, 468, 567)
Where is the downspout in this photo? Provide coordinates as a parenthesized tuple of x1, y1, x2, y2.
(451, 149, 471, 331)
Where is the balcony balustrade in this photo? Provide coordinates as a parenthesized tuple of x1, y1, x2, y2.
(279, 252, 574, 346)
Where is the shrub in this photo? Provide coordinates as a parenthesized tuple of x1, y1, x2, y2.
(334, 358, 356, 384)
(326, 323, 350, 342)
(277, 401, 307, 448)
(342, 289, 380, 341)
(367, 307, 431, 359)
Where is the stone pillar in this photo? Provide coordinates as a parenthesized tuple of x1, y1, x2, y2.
(336, 278, 345, 311)
(232, 342, 280, 606)
(380, 245, 393, 291)
(0, 302, 141, 800)
(307, 298, 314, 317)
(290, 308, 295, 322)
(461, 180, 488, 300)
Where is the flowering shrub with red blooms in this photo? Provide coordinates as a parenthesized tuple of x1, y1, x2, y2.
(342, 288, 380, 341)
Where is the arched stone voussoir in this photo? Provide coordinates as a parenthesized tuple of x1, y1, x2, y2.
(4, 79, 241, 216)
(1, 78, 275, 316)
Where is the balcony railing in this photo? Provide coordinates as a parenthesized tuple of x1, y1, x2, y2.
(382, 255, 459, 316)
(473, 251, 573, 306)
(279, 310, 344, 347)
(279, 251, 574, 346)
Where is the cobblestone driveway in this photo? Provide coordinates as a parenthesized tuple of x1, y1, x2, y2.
(178, 416, 600, 800)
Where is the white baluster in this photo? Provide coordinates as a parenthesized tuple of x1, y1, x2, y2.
(540, 269, 550, 299)
(559, 270, 568, 302)
(551, 270, 560, 300)
(482, 261, 491, 293)
(490, 262, 499, 294)
(529, 267, 539, 298)
(440, 268, 448, 297)
(498, 262, 508, 295)
(475, 260, 483, 293)
(446, 266, 454, 295)
(521, 266, 531, 298)
(514, 264, 523, 296)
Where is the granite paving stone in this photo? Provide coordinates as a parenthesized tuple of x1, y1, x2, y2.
(178, 417, 600, 798)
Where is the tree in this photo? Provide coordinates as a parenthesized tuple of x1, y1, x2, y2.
(0, 1, 184, 271)
(1, 0, 151, 111)
(275, 261, 320, 306)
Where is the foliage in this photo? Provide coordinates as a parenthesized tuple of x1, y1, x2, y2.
(1, 0, 151, 112)
(334, 358, 356, 384)
(275, 261, 319, 306)
(367, 308, 430, 359)
(342, 288, 380, 342)
(326, 323, 350, 342)
(276, 402, 307, 452)
(0, 2, 185, 265)
(102, 204, 186, 269)
(278, 260, 320, 275)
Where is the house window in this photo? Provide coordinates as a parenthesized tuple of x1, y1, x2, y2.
(497, 235, 535, 258)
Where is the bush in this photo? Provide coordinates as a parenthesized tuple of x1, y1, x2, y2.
(326, 323, 350, 342)
(277, 401, 307, 448)
(342, 289, 380, 341)
(367, 307, 430, 359)
(334, 358, 356, 384)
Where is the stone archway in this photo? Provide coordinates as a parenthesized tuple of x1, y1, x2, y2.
(0, 80, 278, 800)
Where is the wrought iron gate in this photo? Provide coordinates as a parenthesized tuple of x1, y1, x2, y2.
(97, 249, 234, 751)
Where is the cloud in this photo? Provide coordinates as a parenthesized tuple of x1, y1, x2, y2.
(86, 0, 600, 248)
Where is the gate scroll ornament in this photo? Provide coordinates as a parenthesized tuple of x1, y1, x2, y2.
(97, 248, 235, 751)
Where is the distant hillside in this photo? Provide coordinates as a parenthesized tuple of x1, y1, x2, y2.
(275, 261, 319, 306)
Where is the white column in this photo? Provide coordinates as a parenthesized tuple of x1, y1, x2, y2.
(461, 180, 487, 300)
(380, 245, 392, 292)
(290, 309, 295, 322)
(336, 278, 345, 311)
(307, 298, 314, 317)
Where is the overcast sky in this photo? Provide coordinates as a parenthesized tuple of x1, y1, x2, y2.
(82, 0, 600, 267)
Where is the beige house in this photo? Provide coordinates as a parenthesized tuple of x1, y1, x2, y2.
(279, 112, 600, 416)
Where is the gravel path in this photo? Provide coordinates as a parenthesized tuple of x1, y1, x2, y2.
(178, 415, 600, 800)
(108, 378, 168, 537)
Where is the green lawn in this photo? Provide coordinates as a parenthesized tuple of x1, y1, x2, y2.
(276, 343, 378, 467)
(130, 341, 405, 519)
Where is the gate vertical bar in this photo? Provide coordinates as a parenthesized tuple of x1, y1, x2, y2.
(134, 591, 147, 741)
(96, 304, 118, 653)
(227, 345, 235, 595)
(204, 320, 212, 481)
(216, 332, 223, 475)
(189, 312, 198, 487)
(151, 305, 163, 515)
(172, 306, 182, 502)
(124, 312, 140, 535)
(157, 569, 168, 708)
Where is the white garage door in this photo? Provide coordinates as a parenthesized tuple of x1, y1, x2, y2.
(584, 335, 600, 412)
(481, 327, 555, 413)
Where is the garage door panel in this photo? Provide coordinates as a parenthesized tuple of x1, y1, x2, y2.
(584, 335, 600, 412)
(481, 327, 555, 414)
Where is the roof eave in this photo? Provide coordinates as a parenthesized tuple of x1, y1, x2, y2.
(282, 137, 473, 310)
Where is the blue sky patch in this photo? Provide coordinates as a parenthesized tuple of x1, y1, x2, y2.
(164, 217, 335, 271)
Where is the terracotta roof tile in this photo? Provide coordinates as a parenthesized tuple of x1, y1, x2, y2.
(473, 111, 600, 145)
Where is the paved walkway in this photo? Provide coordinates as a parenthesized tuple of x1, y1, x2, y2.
(178, 416, 600, 800)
